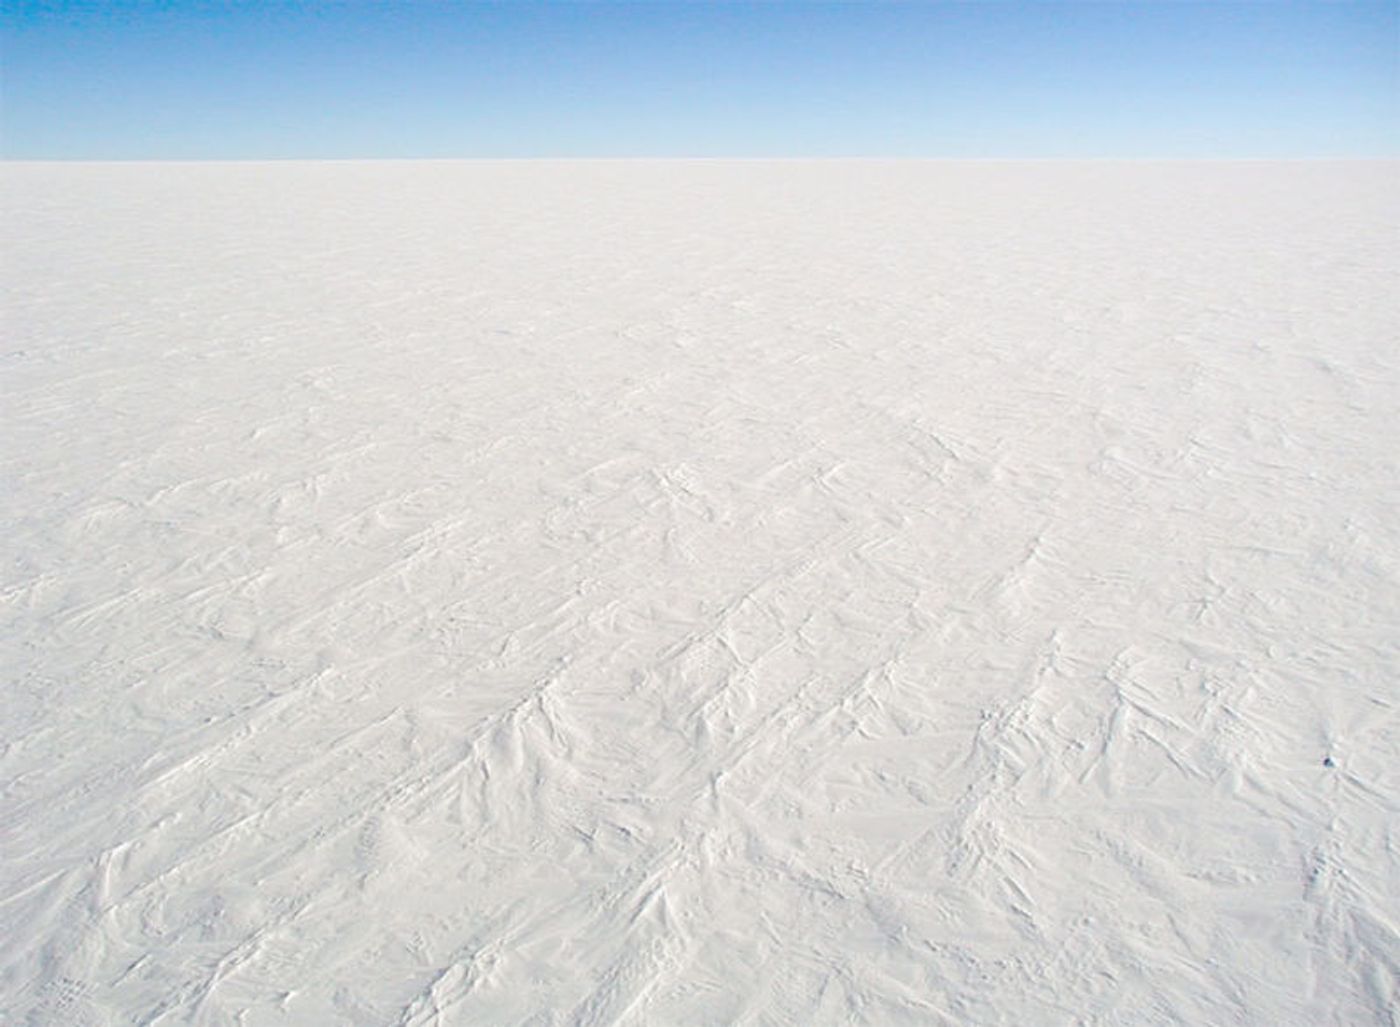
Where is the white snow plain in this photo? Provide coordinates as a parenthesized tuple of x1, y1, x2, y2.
(2, 160, 1398, 1025)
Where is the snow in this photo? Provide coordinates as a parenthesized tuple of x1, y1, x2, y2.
(2, 159, 1397, 1025)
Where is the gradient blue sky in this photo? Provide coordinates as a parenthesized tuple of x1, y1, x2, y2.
(2, 1, 1396, 159)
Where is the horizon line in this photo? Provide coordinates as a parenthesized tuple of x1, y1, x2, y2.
(5, 154, 1399, 165)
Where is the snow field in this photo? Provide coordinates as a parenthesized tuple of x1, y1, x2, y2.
(2, 160, 1398, 1024)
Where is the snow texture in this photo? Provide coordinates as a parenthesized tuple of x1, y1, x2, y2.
(2, 160, 1398, 1025)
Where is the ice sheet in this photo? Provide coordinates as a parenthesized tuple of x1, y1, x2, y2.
(2, 160, 1397, 1024)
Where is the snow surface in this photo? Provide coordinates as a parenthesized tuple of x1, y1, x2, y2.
(2, 160, 1398, 1025)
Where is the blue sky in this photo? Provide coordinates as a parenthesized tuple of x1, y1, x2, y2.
(2, 1, 1396, 159)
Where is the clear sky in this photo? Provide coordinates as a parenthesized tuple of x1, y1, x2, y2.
(2, 1, 1396, 159)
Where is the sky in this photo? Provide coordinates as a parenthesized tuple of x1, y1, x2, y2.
(1, 1, 1396, 159)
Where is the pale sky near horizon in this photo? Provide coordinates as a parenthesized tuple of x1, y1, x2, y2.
(2, 1, 1396, 159)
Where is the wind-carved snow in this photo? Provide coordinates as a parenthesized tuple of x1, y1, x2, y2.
(2, 160, 1397, 1025)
